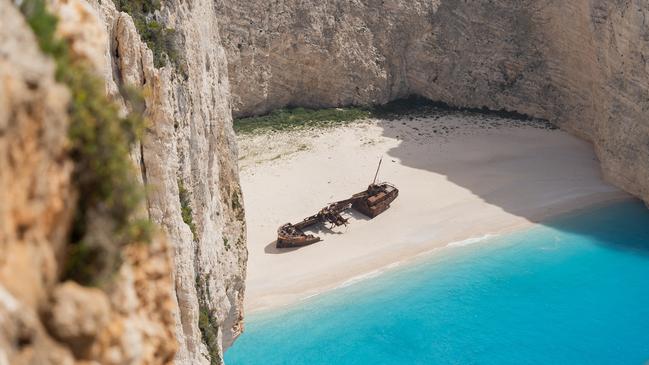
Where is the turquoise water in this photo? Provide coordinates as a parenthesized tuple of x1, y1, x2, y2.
(225, 200, 649, 365)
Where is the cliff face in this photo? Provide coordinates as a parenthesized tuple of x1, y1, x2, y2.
(0, 2, 75, 362)
(215, 0, 649, 205)
(2, 0, 646, 363)
(87, 0, 247, 363)
(1, 0, 245, 364)
(0, 1, 177, 364)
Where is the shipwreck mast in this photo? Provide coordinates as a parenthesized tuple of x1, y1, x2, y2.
(276, 156, 399, 248)
(372, 157, 383, 185)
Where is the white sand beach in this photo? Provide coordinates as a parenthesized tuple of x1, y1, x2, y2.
(237, 112, 627, 312)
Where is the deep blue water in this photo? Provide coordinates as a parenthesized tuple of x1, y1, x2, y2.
(225, 200, 649, 365)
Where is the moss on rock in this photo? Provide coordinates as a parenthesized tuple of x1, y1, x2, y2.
(114, 0, 181, 71)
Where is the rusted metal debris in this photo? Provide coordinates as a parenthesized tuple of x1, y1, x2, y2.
(277, 158, 399, 248)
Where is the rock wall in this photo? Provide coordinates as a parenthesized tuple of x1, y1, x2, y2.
(0, 1, 177, 364)
(0, 2, 75, 362)
(88, 0, 247, 363)
(2, 0, 646, 362)
(215, 0, 649, 204)
(1, 0, 246, 364)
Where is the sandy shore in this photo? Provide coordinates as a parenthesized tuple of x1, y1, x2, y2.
(238, 111, 627, 312)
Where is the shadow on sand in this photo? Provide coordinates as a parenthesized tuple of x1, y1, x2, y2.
(373, 98, 649, 255)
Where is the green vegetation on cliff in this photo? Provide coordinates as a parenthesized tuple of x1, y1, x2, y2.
(114, 0, 181, 70)
(231, 187, 245, 221)
(195, 276, 222, 365)
(20, 0, 153, 285)
(198, 304, 222, 364)
(178, 179, 198, 241)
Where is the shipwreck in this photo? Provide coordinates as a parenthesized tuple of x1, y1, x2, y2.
(276, 158, 399, 248)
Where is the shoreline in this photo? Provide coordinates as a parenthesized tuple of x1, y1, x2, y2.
(249, 193, 630, 314)
(226, 196, 649, 365)
(329, 193, 631, 292)
(238, 113, 628, 314)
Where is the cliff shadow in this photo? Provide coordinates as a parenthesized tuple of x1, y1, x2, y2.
(373, 98, 649, 256)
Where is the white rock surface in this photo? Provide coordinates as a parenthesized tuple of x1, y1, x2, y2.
(1, 0, 229, 363)
(215, 0, 649, 206)
(88, 0, 247, 363)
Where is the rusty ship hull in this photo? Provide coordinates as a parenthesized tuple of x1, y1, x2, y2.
(277, 228, 321, 248)
(352, 183, 399, 218)
(276, 218, 323, 248)
(276, 182, 399, 248)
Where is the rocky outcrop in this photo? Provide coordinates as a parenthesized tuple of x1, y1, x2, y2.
(0, 1, 75, 362)
(0, 1, 177, 364)
(215, 0, 649, 205)
(3, 0, 646, 362)
(87, 0, 247, 363)
(1, 0, 245, 363)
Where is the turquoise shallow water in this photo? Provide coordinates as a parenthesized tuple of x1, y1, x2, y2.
(225, 200, 649, 365)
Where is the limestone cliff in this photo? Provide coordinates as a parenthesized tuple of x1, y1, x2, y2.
(0, 1, 176, 364)
(2, 0, 647, 363)
(215, 0, 649, 205)
(1, 0, 246, 364)
(86, 1, 246, 363)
